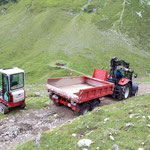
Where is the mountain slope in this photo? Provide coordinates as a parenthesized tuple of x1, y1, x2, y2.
(0, 0, 150, 82)
(16, 94, 150, 150)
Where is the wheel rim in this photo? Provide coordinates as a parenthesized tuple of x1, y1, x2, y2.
(125, 87, 130, 99)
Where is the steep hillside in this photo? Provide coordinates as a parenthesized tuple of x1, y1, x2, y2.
(16, 94, 150, 150)
(0, 0, 150, 82)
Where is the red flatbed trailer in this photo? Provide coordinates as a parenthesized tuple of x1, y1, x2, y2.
(46, 69, 114, 115)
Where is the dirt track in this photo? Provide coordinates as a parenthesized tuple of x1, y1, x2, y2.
(137, 82, 150, 96)
(0, 82, 150, 150)
(0, 105, 76, 150)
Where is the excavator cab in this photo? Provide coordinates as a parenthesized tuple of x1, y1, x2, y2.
(0, 67, 26, 114)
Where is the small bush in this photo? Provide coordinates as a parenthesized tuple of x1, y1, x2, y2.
(0, 0, 17, 5)
(84, 4, 96, 13)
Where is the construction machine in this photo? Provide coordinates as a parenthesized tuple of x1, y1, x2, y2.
(45, 56, 139, 115)
(46, 57, 138, 114)
(107, 57, 138, 100)
(0, 67, 26, 114)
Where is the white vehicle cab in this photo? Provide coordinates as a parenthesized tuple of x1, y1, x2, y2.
(0, 67, 26, 114)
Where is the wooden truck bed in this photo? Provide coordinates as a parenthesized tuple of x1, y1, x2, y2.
(47, 76, 114, 103)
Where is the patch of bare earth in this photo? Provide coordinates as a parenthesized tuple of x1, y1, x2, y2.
(0, 104, 76, 150)
(138, 82, 150, 96)
(0, 82, 149, 150)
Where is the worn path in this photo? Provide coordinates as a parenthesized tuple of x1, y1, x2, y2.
(0, 82, 150, 150)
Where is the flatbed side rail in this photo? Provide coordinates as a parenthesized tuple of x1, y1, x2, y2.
(46, 84, 78, 102)
(78, 83, 114, 103)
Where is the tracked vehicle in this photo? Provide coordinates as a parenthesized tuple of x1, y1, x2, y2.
(0, 67, 26, 114)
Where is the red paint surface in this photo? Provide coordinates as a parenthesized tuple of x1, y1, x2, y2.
(0, 89, 25, 107)
(47, 76, 114, 103)
(92, 68, 109, 81)
(118, 78, 130, 85)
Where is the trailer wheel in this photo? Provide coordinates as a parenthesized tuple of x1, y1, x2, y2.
(91, 99, 100, 110)
(19, 102, 26, 109)
(80, 103, 91, 115)
(0, 103, 9, 114)
(53, 101, 62, 106)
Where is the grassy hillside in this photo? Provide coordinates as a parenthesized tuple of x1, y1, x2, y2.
(0, 0, 150, 83)
(0, 83, 49, 119)
(0, 1, 150, 149)
(16, 94, 150, 150)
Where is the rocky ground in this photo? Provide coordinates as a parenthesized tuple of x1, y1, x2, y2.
(0, 82, 150, 150)
(0, 104, 76, 150)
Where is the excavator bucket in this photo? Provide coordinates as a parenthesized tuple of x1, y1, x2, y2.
(92, 68, 109, 81)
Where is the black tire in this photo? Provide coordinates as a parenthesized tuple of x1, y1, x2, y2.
(0, 103, 9, 114)
(91, 99, 100, 110)
(80, 103, 91, 115)
(53, 101, 62, 106)
(131, 84, 138, 96)
(20, 102, 26, 109)
(115, 83, 131, 100)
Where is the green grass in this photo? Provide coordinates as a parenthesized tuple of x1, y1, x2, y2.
(0, 1, 149, 148)
(0, 83, 49, 119)
(136, 77, 150, 83)
(0, 0, 149, 142)
(91, 0, 150, 52)
(15, 94, 150, 150)
(0, 0, 149, 84)
(24, 83, 49, 109)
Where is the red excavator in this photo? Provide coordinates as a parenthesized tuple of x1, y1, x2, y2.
(0, 67, 26, 114)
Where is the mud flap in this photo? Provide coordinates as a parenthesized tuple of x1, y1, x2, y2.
(131, 84, 138, 96)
